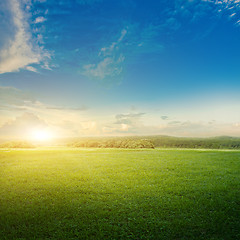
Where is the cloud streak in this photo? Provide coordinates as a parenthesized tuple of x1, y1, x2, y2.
(0, 86, 88, 114)
(0, 86, 36, 107)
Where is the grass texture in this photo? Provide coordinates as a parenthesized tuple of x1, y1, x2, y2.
(0, 148, 240, 239)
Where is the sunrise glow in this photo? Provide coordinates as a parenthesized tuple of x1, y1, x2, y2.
(31, 129, 53, 141)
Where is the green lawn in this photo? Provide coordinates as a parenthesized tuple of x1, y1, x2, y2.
(0, 148, 240, 239)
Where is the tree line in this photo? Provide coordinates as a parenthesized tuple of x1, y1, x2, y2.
(68, 139, 155, 149)
(67, 136, 240, 149)
(1, 136, 240, 149)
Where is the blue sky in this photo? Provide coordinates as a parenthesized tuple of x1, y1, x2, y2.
(1, 0, 240, 138)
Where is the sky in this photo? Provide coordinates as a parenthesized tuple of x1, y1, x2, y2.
(1, 0, 240, 139)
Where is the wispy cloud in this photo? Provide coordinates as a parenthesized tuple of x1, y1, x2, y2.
(0, 0, 51, 74)
(0, 86, 88, 114)
(25, 66, 38, 72)
(0, 86, 36, 108)
(161, 116, 169, 120)
(34, 16, 46, 23)
(46, 106, 89, 111)
(101, 112, 146, 134)
(82, 29, 127, 84)
(201, 0, 240, 25)
(114, 113, 145, 125)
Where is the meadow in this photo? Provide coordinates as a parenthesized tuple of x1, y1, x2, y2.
(0, 148, 240, 239)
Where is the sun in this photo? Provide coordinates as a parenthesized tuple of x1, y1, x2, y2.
(32, 129, 53, 141)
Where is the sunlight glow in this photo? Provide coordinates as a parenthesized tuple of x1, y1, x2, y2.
(31, 129, 53, 141)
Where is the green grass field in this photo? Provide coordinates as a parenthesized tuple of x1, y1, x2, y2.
(0, 148, 240, 239)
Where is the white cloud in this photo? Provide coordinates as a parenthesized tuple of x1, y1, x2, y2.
(82, 29, 127, 83)
(34, 16, 46, 23)
(0, 0, 51, 74)
(25, 66, 38, 72)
